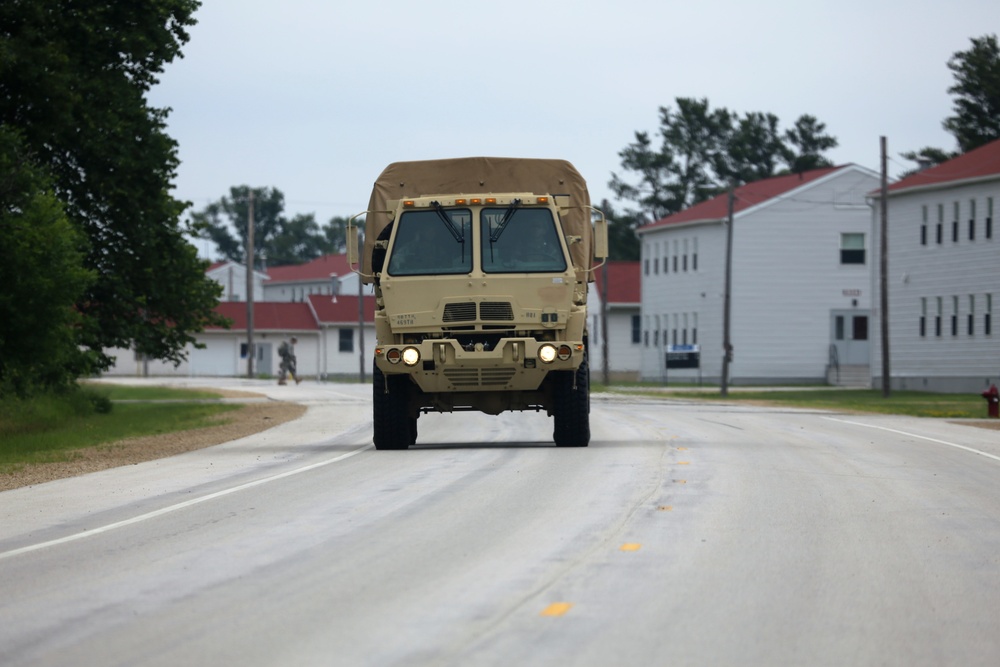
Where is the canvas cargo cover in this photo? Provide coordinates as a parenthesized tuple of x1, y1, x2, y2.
(361, 157, 594, 282)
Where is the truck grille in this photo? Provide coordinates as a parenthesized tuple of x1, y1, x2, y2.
(443, 303, 477, 322)
(479, 302, 514, 321)
(442, 301, 514, 323)
(444, 367, 517, 388)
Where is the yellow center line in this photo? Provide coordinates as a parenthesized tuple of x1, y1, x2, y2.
(540, 602, 574, 617)
(658, 505, 673, 511)
(620, 543, 642, 551)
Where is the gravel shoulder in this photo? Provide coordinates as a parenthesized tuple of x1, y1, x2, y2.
(0, 391, 306, 492)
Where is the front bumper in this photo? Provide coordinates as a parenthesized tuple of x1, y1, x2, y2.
(375, 337, 583, 393)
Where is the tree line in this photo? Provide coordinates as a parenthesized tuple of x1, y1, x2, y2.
(191, 187, 350, 268)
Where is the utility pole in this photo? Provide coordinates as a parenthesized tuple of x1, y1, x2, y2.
(246, 190, 255, 379)
(721, 181, 735, 396)
(880, 137, 891, 397)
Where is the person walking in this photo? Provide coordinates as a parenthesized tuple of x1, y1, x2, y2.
(278, 336, 301, 385)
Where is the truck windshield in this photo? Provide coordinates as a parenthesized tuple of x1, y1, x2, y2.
(387, 209, 473, 276)
(481, 208, 567, 273)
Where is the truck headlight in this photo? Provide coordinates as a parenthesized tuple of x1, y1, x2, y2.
(538, 344, 557, 363)
(402, 347, 421, 366)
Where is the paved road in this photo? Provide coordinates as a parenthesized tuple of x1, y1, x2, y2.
(2, 379, 999, 666)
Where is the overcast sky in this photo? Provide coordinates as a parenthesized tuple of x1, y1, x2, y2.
(148, 0, 999, 258)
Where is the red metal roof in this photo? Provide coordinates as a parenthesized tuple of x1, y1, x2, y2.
(308, 294, 376, 323)
(593, 261, 640, 304)
(887, 137, 1000, 195)
(209, 301, 318, 331)
(639, 166, 843, 230)
(266, 253, 353, 283)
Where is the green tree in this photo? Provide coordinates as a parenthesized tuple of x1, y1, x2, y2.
(944, 34, 1000, 153)
(0, 128, 96, 396)
(192, 186, 288, 267)
(192, 187, 351, 266)
(783, 115, 838, 173)
(598, 199, 641, 261)
(897, 146, 956, 177)
(268, 213, 326, 265)
(0, 0, 225, 373)
(324, 216, 350, 254)
(611, 98, 837, 222)
(719, 111, 789, 184)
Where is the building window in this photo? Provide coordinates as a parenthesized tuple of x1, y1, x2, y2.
(854, 316, 869, 341)
(969, 295, 975, 335)
(988, 198, 994, 239)
(840, 233, 865, 264)
(919, 297, 926, 337)
(921, 204, 928, 246)
(631, 315, 641, 343)
(643, 258, 649, 276)
(835, 315, 845, 340)
(654, 257, 659, 275)
(970, 199, 977, 240)
(936, 223, 943, 244)
(952, 296, 959, 336)
(987, 294, 993, 336)
(936, 297, 942, 337)
(953, 201, 961, 242)
(339, 328, 353, 352)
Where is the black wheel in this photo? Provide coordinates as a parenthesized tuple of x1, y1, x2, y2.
(373, 365, 413, 450)
(552, 357, 590, 447)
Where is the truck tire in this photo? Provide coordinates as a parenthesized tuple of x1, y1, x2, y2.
(552, 358, 590, 447)
(373, 366, 414, 450)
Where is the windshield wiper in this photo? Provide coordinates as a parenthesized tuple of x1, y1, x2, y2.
(489, 198, 521, 243)
(430, 201, 465, 243)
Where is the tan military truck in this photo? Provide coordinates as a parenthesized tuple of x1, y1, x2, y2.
(348, 157, 607, 450)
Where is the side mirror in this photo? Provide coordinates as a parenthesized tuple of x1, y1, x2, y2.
(347, 211, 366, 267)
(591, 207, 608, 259)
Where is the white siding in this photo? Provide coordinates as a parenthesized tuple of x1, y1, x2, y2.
(639, 166, 879, 384)
(871, 180, 1000, 392)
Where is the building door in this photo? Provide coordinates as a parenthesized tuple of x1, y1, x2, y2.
(256, 342, 272, 376)
(830, 310, 870, 366)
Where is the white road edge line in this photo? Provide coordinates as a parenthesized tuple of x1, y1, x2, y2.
(822, 416, 1000, 463)
(0, 444, 373, 561)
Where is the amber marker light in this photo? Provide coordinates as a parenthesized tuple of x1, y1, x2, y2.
(386, 348, 402, 364)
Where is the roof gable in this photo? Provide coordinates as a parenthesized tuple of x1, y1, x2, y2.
(593, 261, 640, 304)
(266, 253, 352, 283)
(210, 301, 318, 331)
(887, 138, 1000, 195)
(639, 165, 844, 231)
(308, 294, 375, 323)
